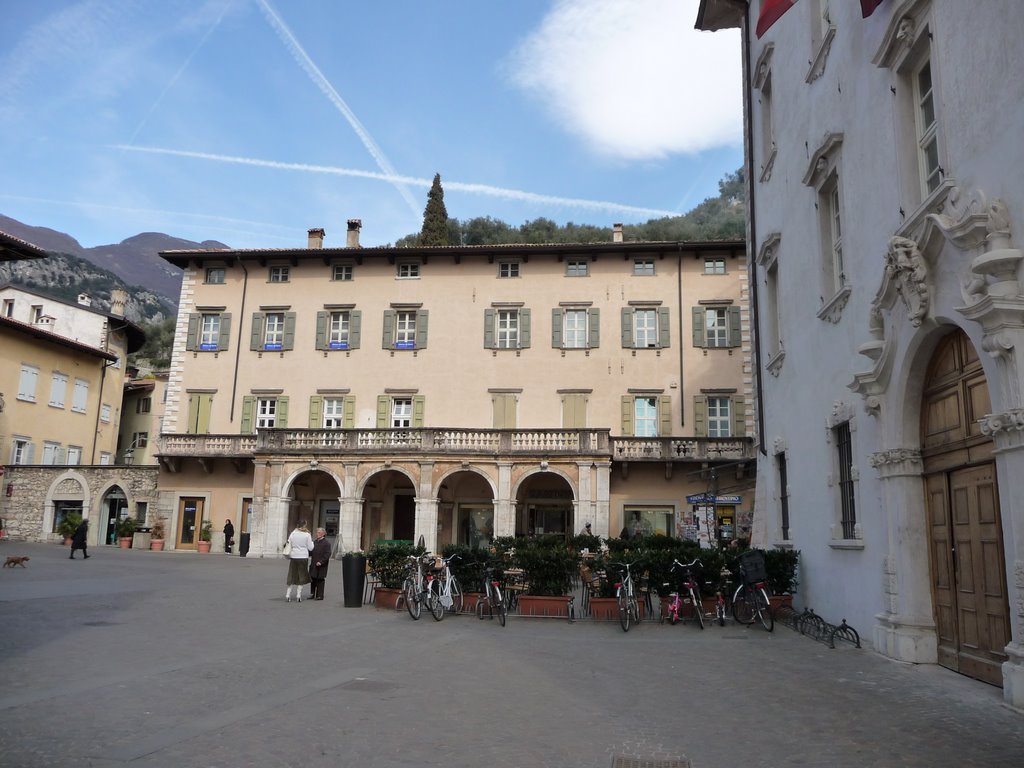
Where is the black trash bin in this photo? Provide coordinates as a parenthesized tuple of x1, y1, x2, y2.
(239, 532, 251, 557)
(342, 552, 367, 607)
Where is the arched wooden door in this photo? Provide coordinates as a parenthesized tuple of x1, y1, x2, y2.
(921, 329, 1010, 686)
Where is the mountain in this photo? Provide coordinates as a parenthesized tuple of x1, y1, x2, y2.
(0, 214, 228, 307)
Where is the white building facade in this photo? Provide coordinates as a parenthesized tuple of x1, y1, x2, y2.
(697, 0, 1024, 704)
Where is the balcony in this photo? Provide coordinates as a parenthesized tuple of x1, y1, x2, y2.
(612, 436, 755, 462)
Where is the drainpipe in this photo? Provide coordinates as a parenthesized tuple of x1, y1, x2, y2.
(90, 359, 115, 464)
(677, 244, 686, 428)
(230, 260, 249, 423)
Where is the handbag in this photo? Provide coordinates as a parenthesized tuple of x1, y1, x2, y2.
(282, 539, 293, 557)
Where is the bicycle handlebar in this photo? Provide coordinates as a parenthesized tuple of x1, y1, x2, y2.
(671, 557, 702, 570)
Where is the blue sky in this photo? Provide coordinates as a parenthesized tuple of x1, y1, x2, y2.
(0, 0, 742, 249)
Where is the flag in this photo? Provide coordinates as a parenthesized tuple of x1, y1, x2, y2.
(756, 0, 796, 39)
(861, 0, 885, 17)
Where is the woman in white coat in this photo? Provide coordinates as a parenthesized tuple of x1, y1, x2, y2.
(285, 521, 314, 602)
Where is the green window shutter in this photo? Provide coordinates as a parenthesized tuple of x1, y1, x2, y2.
(315, 312, 327, 350)
(415, 310, 429, 349)
(732, 396, 746, 437)
(276, 396, 289, 428)
(308, 395, 323, 428)
(484, 308, 496, 349)
(187, 393, 200, 432)
(588, 308, 601, 348)
(691, 307, 705, 348)
(621, 308, 634, 348)
(197, 394, 212, 434)
(186, 313, 199, 351)
(218, 313, 232, 351)
(519, 308, 531, 348)
(343, 396, 355, 428)
(693, 396, 707, 437)
(550, 308, 562, 348)
(349, 310, 362, 349)
(658, 307, 671, 349)
(620, 395, 634, 435)
(659, 395, 673, 436)
(728, 306, 742, 348)
(283, 312, 296, 350)
(563, 394, 585, 428)
(241, 395, 255, 434)
(250, 313, 264, 351)
(412, 395, 425, 427)
(376, 395, 389, 427)
(382, 310, 395, 348)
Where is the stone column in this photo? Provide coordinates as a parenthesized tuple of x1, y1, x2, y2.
(416, 498, 439, 552)
(253, 494, 290, 558)
(493, 461, 515, 537)
(593, 460, 612, 538)
(575, 461, 593, 533)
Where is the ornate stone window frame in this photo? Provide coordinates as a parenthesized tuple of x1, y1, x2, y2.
(804, 133, 851, 323)
(753, 44, 776, 183)
(757, 232, 784, 375)
(825, 400, 863, 548)
(805, 0, 836, 84)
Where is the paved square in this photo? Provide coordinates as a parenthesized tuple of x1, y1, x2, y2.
(1, 542, 1022, 767)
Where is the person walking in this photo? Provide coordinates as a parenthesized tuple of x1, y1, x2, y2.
(308, 527, 331, 601)
(285, 521, 314, 602)
(69, 519, 90, 559)
(223, 518, 235, 554)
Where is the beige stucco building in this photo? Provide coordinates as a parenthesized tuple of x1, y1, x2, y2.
(155, 223, 756, 556)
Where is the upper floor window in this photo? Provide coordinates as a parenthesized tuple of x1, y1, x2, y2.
(914, 57, 941, 195)
(17, 364, 38, 402)
(803, 132, 849, 319)
(42, 441, 61, 465)
(67, 446, 82, 465)
(692, 304, 741, 349)
(484, 307, 531, 350)
(566, 260, 589, 277)
(552, 306, 599, 350)
(706, 396, 731, 437)
(383, 308, 428, 350)
(376, 394, 425, 428)
(694, 392, 745, 438)
(205, 267, 225, 284)
(633, 258, 655, 276)
(269, 266, 289, 283)
(834, 420, 857, 539)
(397, 262, 420, 279)
(634, 396, 658, 437)
(322, 397, 347, 428)
(201, 314, 221, 347)
(100, 404, 111, 423)
(332, 264, 353, 281)
(256, 397, 278, 429)
(703, 258, 726, 275)
(498, 262, 520, 278)
(316, 309, 362, 350)
(263, 312, 285, 349)
(620, 394, 671, 437)
(250, 311, 296, 352)
(621, 306, 670, 349)
(137, 397, 152, 414)
(186, 311, 231, 352)
(49, 372, 68, 408)
(132, 431, 149, 449)
(72, 379, 89, 413)
(3, 299, 14, 317)
(10, 437, 33, 465)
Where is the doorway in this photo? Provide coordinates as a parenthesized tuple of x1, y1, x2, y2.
(101, 487, 128, 545)
(921, 329, 1010, 686)
(176, 497, 205, 550)
(393, 494, 415, 541)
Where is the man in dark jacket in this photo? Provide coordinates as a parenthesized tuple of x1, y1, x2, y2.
(69, 520, 90, 559)
(308, 527, 331, 600)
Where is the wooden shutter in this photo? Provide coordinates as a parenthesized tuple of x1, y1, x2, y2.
(415, 310, 429, 349)
(196, 394, 212, 434)
(550, 308, 562, 348)
(621, 308, 633, 348)
(693, 396, 707, 437)
(588, 308, 601, 348)
(376, 395, 389, 427)
(349, 310, 362, 349)
(658, 307, 671, 349)
(659, 395, 673, 436)
(732, 396, 746, 437)
(412, 395, 426, 427)
(315, 312, 328, 350)
(493, 393, 516, 428)
(276, 396, 289, 428)
(241, 395, 255, 434)
(218, 313, 231, 351)
(186, 313, 199, 351)
(519, 308, 531, 348)
(343, 396, 355, 428)
(728, 306, 742, 348)
(692, 307, 705, 348)
(485, 308, 496, 349)
(187, 394, 200, 433)
(283, 312, 296, 350)
(620, 395, 634, 435)
(562, 394, 586, 428)
(382, 310, 395, 348)
(308, 395, 323, 428)
(250, 313, 264, 351)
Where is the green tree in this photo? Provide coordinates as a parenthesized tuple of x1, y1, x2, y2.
(419, 173, 450, 246)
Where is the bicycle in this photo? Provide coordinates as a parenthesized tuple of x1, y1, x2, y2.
(708, 565, 734, 626)
(610, 561, 640, 632)
(731, 550, 774, 632)
(476, 563, 507, 627)
(661, 558, 704, 629)
(427, 553, 463, 621)
(402, 554, 439, 621)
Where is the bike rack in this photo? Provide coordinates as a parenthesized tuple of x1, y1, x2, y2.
(781, 607, 861, 650)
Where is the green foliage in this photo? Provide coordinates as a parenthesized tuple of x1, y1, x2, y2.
(199, 519, 212, 542)
(115, 516, 136, 538)
(130, 317, 175, 368)
(366, 541, 421, 589)
(441, 543, 490, 592)
(567, 532, 602, 553)
(149, 515, 166, 540)
(419, 173, 450, 246)
(763, 548, 800, 595)
(512, 534, 579, 596)
(57, 512, 82, 539)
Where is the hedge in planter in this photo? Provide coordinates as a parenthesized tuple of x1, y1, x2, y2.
(513, 534, 579, 597)
(762, 548, 800, 596)
(366, 541, 421, 589)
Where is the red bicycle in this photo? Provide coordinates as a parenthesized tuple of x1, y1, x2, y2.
(660, 557, 704, 629)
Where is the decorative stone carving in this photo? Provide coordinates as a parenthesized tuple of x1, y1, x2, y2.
(771, 437, 787, 456)
(55, 478, 83, 496)
(826, 400, 855, 429)
(884, 236, 930, 327)
(868, 448, 923, 478)
(980, 409, 1024, 437)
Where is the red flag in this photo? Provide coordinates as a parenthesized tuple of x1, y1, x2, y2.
(756, 0, 796, 39)
(861, 0, 885, 17)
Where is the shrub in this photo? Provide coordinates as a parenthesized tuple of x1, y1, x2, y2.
(513, 534, 579, 596)
(115, 516, 136, 539)
(763, 548, 800, 595)
(57, 512, 82, 540)
(366, 541, 420, 589)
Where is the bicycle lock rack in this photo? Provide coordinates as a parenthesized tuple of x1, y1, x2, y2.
(773, 605, 861, 650)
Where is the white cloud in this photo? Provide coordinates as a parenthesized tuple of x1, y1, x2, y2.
(506, 0, 742, 160)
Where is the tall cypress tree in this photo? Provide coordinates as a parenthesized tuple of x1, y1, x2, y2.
(419, 173, 449, 246)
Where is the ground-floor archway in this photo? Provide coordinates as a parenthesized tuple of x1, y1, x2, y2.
(515, 471, 576, 538)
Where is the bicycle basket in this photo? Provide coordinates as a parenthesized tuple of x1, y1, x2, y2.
(737, 550, 767, 584)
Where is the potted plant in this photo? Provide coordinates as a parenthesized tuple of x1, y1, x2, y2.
(366, 541, 418, 609)
(196, 519, 213, 553)
(512, 534, 579, 617)
(115, 516, 136, 548)
(763, 548, 800, 607)
(57, 512, 82, 545)
(149, 515, 167, 551)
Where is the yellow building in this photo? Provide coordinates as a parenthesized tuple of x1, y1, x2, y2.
(118, 372, 168, 466)
(156, 222, 755, 555)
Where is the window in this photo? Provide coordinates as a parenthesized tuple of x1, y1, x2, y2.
(3, 299, 13, 317)
(250, 311, 295, 351)
(49, 373, 68, 408)
(397, 263, 420, 279)
(11, 438, 32, 465)
(18, 365, 38, 402)
(186, 311, 231, 352)
(777, 452, 790, 541)
(316, 309, 362, 350)
(622, 306, 670, 349)
(806, 0, 836, 82)
(42, 441, 61, 465)
(753, 45, 776, 181)
(187, 392, 214, 434)
(834, 421, 856, 539)
(484, 307, 530, 350)
(914, 56, 940, 195)
(322, 398, 345, 428)
(694, 393, 745, 438)
(205, 267, 225, 284)
(240, 394, 288, 433)
(132, 432, 149, 449)
(491, 392, 517, 428)
(308, 395, 353, 428)
(620, 394, 671, 437)
(67, 446, 82, 465)
(332, 264, 353, 281)
(52, 501, 82, 533)
(498, 262, 520, 278)
(383, 309, 428, 350)
(257, 398, 277, 429)
(707, 309, 729, 348)
(706, 397, 731, 437)
(552, 307, 599, 350)
(376, 394, 425, 428)
(826, 178, 845, 291)
(634, 396, 658, 437)
(758, 234, 782, 364)
(704, 258, 726, 275)
(691, 305, 743, 349)
(803, 133, 849, 318)
(100, 404, 111, 423)
(633, 258, 655, 276)
(269, 266, 289, 283)
(72, 379, 89, 413)
(566, 260, 588, 277)
(624, 506, 673, 537)
(99, 452, 111, 465)
(391, 397, 412, 428)
(136, 397, 152, 414)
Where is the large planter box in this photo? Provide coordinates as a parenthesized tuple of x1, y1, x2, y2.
(517, 594, 572, 618)
(589, 596, 647, 621)
(373, 587, 403, 610)
(461, 592, 486, 615)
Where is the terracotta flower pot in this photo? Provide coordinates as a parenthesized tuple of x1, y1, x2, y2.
(373, 587, 402, 610)
(150, 539, 165, 551)
(517, 594, 572, 618)
(196, 540, 211, 553)
(461, 592, 486, 615)
(118, 537, 132, 549)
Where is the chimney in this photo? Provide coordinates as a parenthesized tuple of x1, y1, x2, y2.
(110, 288, 127, 317)
(612, 223, 624, 243)
(307, 228, 325, 249)
(346, 219, 362, 248)
(77, 292, 92, 307)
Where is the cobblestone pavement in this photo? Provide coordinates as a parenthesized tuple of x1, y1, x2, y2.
(1, 541, 1022, 768)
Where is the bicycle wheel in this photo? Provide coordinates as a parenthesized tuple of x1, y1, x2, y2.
(755, 588, 774, 632)
(617, 588, 631, 632)
(429, 585, 445, 621)
(496, 593, 507, 627)
(629, 596, 640, 625)
(450, 578, 463, 614)
(691, 590, 704, 630)
(404, 578, 421, 620)
(733, 587, 755, 624)
(716, 599, 726, 627)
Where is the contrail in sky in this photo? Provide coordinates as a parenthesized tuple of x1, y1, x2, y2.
(255, 0, 422, 220)
(112, 144, 681, 219)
